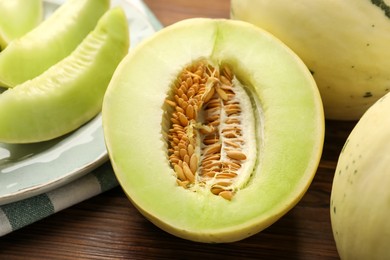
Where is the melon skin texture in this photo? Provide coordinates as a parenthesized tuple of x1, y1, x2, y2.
(103, 18, 324, 243)
(0, 0, 42, 50)
(231, 0, 390, 120)
(331, 93, 390, 259)
(0, 7, 129, 143)
(0, 0, 109, 88)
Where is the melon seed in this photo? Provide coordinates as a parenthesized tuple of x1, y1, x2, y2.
(166, 60, 257, 200)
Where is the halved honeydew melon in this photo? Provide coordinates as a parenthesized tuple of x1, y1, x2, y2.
(0, 0, 109, 88)
(103, 18, 324, 242)
(0, 7, 129, 144)
(0, 0, 43, 50)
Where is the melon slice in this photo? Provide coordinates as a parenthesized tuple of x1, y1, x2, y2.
(0, 0, 42, 50)
(0, 7, 129, 143)
(0, 0, 109, 88)
(102, 18, 324, 243)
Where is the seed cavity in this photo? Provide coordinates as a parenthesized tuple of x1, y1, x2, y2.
(165, 60, 258, 200)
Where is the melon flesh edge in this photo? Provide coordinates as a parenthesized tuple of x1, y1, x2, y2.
(103, 18, 324, 242)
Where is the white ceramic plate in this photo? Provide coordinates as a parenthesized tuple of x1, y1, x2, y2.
(0, 0, 162, 205)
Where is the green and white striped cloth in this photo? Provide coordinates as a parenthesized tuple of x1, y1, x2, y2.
(0, 162, 118, 236)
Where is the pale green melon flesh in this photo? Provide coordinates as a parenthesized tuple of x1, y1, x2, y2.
(0, 0, 109, 88)
(103, 18, 324, 242)
(0, 7, 129, 143)
(0, 0, 42, 50)
(231, 0, 390, 120)
(331, 93, 390, 259)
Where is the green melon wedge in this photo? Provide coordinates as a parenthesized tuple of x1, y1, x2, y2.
(0, 0, 43, 50)
(0, 7, 129, 143)
(0, 0, 109, 88)
(102, 18, 324, 243)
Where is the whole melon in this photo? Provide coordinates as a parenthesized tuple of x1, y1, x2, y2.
(331, 91, 390, 259)
(231, 0, 390, 120)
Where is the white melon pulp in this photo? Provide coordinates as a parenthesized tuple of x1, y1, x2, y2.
(103, 18, 324, 243)
(0, 0, 42, 50)
(0, 0, 109, 88)
(331, 92, 390, 260)
(0, 7, 129, 143)
(231, 0, 390, 120)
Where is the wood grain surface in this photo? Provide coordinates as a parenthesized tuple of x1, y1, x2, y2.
(0, 1, 357, 259)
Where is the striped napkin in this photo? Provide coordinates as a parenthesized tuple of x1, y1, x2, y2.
(0, 162, 118, 236)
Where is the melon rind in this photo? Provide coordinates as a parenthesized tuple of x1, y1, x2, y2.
(103, 18, 324, 243)
(331, 93, 390, 259)
(0, 7, 129, 143)
(0, 0, 43, 50)
(0, 0, 109, 88)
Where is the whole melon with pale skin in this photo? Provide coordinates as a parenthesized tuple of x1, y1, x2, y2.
(0, 0, 42, 50)
(0, 0, 109, 88)
(0, 7, 129, 144)
(103, 18, 324, 243)
(230, 0, 390, 120)
(331, 92, 390, 260)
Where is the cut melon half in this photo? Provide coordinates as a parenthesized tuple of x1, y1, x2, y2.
(103, 18, 324, 243)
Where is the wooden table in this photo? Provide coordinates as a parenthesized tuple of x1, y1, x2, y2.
(0, 0, 355, 259)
